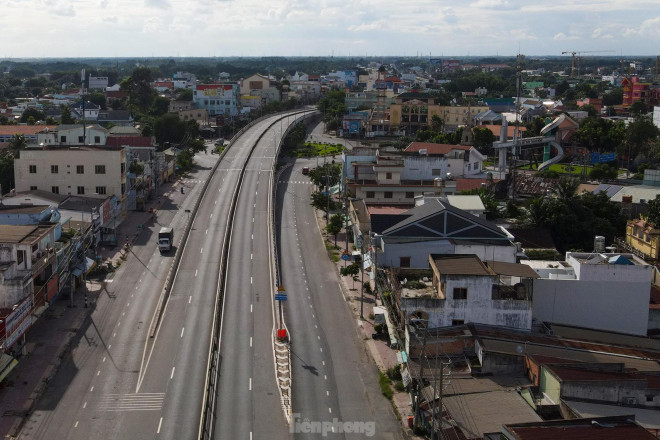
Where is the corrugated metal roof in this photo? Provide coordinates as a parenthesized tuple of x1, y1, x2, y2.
(446, 195, 485, 211)
(610, 185, 660, 203)
(485, 260, 540, 278)
(430, 254, 495, 276)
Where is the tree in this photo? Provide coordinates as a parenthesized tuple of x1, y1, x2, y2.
(430, 115, 444, 133)
(580, 104, 598, 117)
(589, 163, 618, 180)
(8, 134, 27, 151)
(624, 116, 659, 162)
(150, 95, 170, 116)
(175, 89, 193, 101)
(647, 194, 660, 226)
(629, 101, 649, 117)
(340, 263, 360, 288)
(87, 92, 107, 110)
(20, 107, 45, 124)
(121, 67, 155, 114)
(310, 191, 340, 212)
(553, 176, 580, 203)
(61, 104, 75, 124)
(326, 213, 343, 246)
(472, 126, 495, 151)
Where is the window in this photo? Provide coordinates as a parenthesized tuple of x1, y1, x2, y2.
(473, 162, 479, 170)
(30, 186, 37, 191)
(453, 287, 468, 300)
(432, 169, 442, 176)
(385, 172, 392, 179)
(400, 257, 411, 268)
(646, 395, 654, 402)
(95, 165, 106, 174)
(451, 319, 465, 326)
(76, 165, 84, 174)
(77, 186, 85, 195)
(121, 183, 126, 195)
(366, 191, 375, 198)
(51, 165, 58, 174)
(60, 135, 66, 143)
(17, 250, 25, 266)
(94, 136, 101, 144)
(95, 186, 107, 195)
(406, 192, 415, 198)
(467, 163, 471, 171)
(32, 243, 39, 253)
(51, 186, 59, 194)
(78, 136, 84, 143)
(384, 191, 393, 199)
(29, 165, 37, 174)
(121, 163, 126, 174)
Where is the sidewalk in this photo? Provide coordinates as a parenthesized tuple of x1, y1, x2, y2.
(313, 208, 419, 439)
(0, 173, 192, 438)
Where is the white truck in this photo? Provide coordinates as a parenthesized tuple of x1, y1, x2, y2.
(158, 227, 174, 253)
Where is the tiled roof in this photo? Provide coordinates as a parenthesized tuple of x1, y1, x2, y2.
(430, 254, 495, 276)
(196, 84, 234, 91)
(505, 420, 657, 440)
(106, 136, 151, 147)
(405, 142, 471, 155)
(0, 125, 56, 136)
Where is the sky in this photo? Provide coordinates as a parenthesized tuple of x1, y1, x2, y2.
(1, 0, 659, 58)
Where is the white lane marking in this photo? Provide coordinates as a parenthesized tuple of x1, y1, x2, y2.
(205, 229, 208, 235)
(210, 213, 213, 219)
(74, 421, 79, 428)
(97, 370, 100, 376)
(249, 378, 252, 391)
(312, 314, 315, 318)
(127, 302, 130, 307)
(112, 332, 116, 338)
(171, 367, 175, 379)
(251, 253, 253, 260)
(253, 203, 256, 208)
(250, 277, 253, 284)
(90, 386, 94, 392)
(180, 328, 185, 338)
(250, 337, 253, 347)
(122, 312, 125, 317)
(251, 234, 253, 240)
(250, 304, 253, 313)
(157, 417, 163, 434)
(318, 336, 320, 340)
(103, 357, 106, 363)
(329, 407, 332, 414)
(322, 361, 325, 366)
(83, 401, 87, 409)
(315, 325, 318, 329)
(108, 345, 111, 349)
(200, 247, 203, 254)
(189, 296, 192, 304)
(250, 432, 252, 440)
(195, 269, 198, 277)
(117, 322, 121, 327)
(252, 218, 254, 223)
(215, 200, 217, 205)
(324, 375, 327, 380)
(326, 390, 329, 396)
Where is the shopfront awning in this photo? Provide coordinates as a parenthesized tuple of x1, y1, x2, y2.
(0, 353, 18, 384)
(72, 257, 97, 277)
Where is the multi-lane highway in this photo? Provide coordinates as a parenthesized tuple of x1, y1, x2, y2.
(277, 160, 404, 439)
(17, 111, 306, 440)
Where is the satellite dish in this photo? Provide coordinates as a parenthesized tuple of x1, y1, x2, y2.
(516, 345, 524, 354)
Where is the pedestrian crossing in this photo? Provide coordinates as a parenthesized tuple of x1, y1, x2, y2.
(277, 181, 313, 185)
(95, 392, 165, 411)
(180, 179, 206, 184)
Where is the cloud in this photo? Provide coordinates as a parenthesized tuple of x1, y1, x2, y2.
(469, 0, 518, 10)
(100, 0, 109, 7)
(142, 16, 163, 33)
(553, 32, 579, 40)
(51, 3, 76, 16)
(591, 28, 614, 39)
(145, 0, 170, 9)
(347, 20, 388, 32)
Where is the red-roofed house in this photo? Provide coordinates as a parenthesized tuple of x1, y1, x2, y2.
(0, 125, 57, 143)
(106, 136, 153, 148)
(404, 142, 485, 176)
(153, 81, 174, 92)
(193, 84, 239, 116)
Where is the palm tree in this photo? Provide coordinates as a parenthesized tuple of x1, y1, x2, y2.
(553, 176, 580, 202)
(8, 134, 27, 154)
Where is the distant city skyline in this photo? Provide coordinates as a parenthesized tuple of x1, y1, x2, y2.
(1, 0, 659, 58)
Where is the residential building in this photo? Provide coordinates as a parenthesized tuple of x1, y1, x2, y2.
(87, 76, 108, 91)
(622, 77, 659, 108)
(288, 80, 321, 103)
(496, 416, 656, 440)
(538, 363, 660, 409)
(522, 252, 652, 335)
(622, 217, 660, 261)
(345, 142, 485, 205)
(36, 124, 109, 147)
(405, 254, 536, 329)
(370, 199, 518, 270)
(107, 126, 141, 137)
(0, 125, 57, 144)
(0, 223, 60, 351)
(240, 74, 280, 107)
(153, 81, 174, 93)
(14, 145, 127, 203)
(70, 100, 101, 121)
(193, 84, 239, 117)
(97, 110, 133, 127)
(178, 108, 209, 125)
(169, 100, 194, 113)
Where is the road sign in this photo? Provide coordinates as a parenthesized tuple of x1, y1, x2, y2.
(277, 285, 285, 291)
(341, 253, 350, 261)
(275, 294, 287, 301)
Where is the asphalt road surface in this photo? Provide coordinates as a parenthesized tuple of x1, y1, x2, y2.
(277, 159, 404, 439)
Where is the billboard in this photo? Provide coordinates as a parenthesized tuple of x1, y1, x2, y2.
(343, 120, 360, 134)
(3, 295, 34, 349)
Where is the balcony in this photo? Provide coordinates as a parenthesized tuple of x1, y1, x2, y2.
(31, 251, 56, 276)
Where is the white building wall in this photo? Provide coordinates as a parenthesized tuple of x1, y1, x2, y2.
(380, 240, 516, 268)
(532, 279, 650, 335)
(15, 149, 126, 199)
(37, 126, 108, 146)
(653, 106, 660, 130)
(454, 243, 517, 263)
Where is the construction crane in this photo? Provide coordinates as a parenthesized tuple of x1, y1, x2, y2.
(561, 50, 616, 77)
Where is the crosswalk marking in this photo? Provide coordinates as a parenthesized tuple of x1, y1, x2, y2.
(95, 393, 165, 412)
(277, 181, 313, 184)
(181, 179, 206, 184)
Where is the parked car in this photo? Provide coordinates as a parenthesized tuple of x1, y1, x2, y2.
(302, 166, 310, 175)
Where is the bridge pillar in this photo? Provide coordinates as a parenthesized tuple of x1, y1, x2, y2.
(498, 148, 508, 171)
